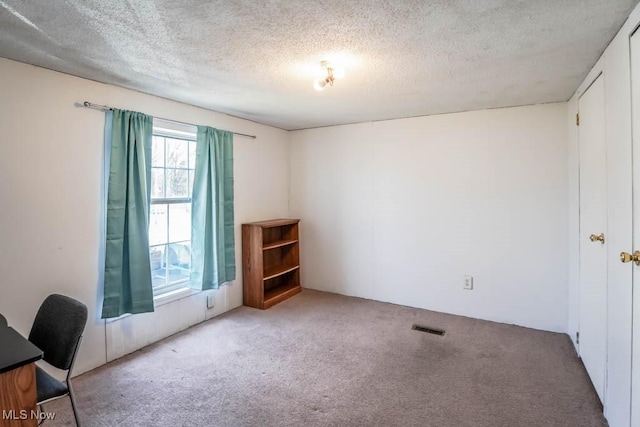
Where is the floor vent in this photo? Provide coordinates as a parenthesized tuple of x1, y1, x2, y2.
(412, 324, 445, 336)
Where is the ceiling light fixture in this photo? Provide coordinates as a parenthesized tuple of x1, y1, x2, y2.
(313, 60, 344, 91)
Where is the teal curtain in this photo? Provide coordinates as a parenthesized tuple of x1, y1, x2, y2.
(191, 126, 236, 290)
(102, 109, 155, 319)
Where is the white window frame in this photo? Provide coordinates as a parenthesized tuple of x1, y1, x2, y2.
(149, 119, 198, 298)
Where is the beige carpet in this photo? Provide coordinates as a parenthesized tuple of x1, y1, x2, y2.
(45, 289, 606, 426)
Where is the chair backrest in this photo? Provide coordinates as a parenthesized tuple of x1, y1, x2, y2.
(28, 294, 88, 371)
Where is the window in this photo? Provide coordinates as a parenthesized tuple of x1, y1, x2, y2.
(148, 125, 197, 296)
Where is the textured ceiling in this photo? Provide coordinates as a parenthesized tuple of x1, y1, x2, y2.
(0, 0, 637, 130)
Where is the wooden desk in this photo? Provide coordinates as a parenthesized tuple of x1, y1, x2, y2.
(0, 325, 43, 427)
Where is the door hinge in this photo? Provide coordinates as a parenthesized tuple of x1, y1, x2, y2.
(576, 331, 580, 344)
(576, 113, 580, 126)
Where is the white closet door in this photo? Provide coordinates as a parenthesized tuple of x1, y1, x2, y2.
(578, 74, 608, 404)
(630, 31, 640, 427)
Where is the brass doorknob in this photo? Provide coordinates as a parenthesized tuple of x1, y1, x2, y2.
(589, 233, 605, 244)
(620, 251, 640, 266)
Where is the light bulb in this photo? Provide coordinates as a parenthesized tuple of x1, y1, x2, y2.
(332, 67, 345, 79)
(313, 78, 327, 91)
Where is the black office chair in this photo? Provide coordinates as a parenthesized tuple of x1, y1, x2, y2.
(29, 294, 88, 426)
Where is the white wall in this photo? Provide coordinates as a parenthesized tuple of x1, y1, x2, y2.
(0, 58, 290, 375)
(290, 103, 568, 332)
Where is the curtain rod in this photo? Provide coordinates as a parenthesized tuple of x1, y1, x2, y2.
(80, 101, 257, 140)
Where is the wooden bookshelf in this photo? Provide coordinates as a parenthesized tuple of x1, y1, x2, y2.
(242, 219, 302, 309)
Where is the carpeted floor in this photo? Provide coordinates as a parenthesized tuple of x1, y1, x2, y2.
(45, 289, 606, 426)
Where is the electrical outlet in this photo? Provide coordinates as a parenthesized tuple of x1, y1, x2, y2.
(463, 275, 473, 290)
(207, 294, 215, 309)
